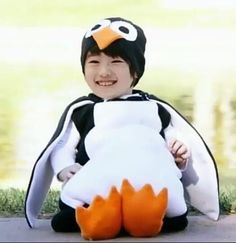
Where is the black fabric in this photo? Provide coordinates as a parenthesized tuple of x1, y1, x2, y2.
(71, 90, 171, 166)
(50, 91, 176, 233)
(44, 89, 178, 233)
(51, 199, 79, 232)
(51, 200, 188, 233)
(157, 103, 171, 139)
(24, 87, 219, 230)
(41, 96, 91, 157)
(24, 96, 90, 225)
(147, 92, 219, 190)
(72, 104, 95, 165)
(161, 211, 188, 233)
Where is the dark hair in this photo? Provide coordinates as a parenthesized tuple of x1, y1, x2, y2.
(86, 40, 137, 80)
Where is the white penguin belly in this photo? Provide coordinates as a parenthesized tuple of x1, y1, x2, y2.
(61, 124, 187, 216)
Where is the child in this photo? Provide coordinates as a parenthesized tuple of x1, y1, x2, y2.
(24, 17, 219, 238)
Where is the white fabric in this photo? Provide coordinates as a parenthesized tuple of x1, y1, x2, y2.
(25, 100, 93, 228)
(25, 96, 219, 229)
(61, 101, 187, 217)
(50, 122, 80, 177)
(155, 100, 219, 220)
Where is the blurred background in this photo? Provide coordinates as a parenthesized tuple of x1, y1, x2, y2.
(0, 0, 235, 191)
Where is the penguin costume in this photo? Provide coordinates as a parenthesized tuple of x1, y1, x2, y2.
(24, 17, 219, 240)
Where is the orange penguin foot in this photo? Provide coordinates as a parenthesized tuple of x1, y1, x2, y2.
(75, 186, 122, 240)
(121, 179, 168, 237)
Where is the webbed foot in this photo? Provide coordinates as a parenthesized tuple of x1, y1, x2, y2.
(121, 179, 168, 237)
(75, 186, 122, 240)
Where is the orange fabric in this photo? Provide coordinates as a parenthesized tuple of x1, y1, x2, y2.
(92, 27, 123, 50)
(121, 179, 168, 237)
(75, 179, 168, 240)
(75, 186, 122, 240)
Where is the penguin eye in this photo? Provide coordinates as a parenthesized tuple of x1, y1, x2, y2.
(110, 21, 138, 41)
(85, 19, 111, 38)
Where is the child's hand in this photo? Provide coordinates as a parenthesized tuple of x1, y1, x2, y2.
(58, 163, 82, 184)
(168, 139, 190, 169)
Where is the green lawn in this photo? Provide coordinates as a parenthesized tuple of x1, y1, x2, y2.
(0, 183, 235, 217)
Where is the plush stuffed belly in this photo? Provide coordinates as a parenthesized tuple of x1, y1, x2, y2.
(61, 124, 187, 217)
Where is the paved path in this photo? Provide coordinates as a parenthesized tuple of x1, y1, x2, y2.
(0, 215, 236, 242)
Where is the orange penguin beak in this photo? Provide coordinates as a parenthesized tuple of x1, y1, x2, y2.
(92, 27, 123, 50)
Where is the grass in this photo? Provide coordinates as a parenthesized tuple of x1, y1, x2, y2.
(0, 188, 59, 217)
(219, 169, 236, 214)
(220, 189, 236, 214)
(0, 186, 235, 218)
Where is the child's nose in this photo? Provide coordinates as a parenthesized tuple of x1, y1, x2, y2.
(98, 64, 112, 77)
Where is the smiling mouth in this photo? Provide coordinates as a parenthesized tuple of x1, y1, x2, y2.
(95, 80, 117, 86)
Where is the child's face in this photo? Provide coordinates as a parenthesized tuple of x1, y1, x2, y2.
(84, 52, 135, 99)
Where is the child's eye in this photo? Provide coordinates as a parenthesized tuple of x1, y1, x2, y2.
(87, 59, 99, 64)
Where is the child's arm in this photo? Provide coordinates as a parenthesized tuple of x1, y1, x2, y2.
(164, 123, 191, 170)
(50, 121, 82, 183)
